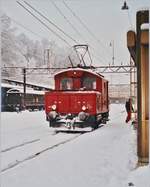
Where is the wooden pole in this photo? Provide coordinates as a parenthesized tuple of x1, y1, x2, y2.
(127, 10, 149, 165)
(136, 10, 149, 164)
(23, 68, 26, 110)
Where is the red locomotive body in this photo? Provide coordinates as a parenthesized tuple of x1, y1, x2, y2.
(45, 68, 109, 130)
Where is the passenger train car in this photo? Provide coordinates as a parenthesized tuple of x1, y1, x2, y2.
(1, 83, 44, 111)
(45, 67, 109, 130)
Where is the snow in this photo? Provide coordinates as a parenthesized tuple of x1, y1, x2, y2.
(53, 90, 101, 94)
(136, 7, 150, 12)
(7, 88, 45, 95)
(141, 23, 150, 30)
(1, 104, 149, 187)
(2, 79, 52, 90)
(127, 165, 150, 187)
(54, 67, 104, 79)
(2, 83, 45, 95)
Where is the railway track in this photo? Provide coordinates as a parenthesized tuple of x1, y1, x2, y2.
(1, 128, 87, 154)
(1, 139, 40, 153)
(1, 131, 83, 173)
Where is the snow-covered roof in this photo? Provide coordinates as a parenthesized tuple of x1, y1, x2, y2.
(2, 83, 24, 89)
(141, 23, 149, 30)
(1, 83, 44, 95)
(127, 28, 136, 33)
(136, 7, 150, 12)
(2, 78, 52, 89)
(6, 88, 45, 95)
(54, 68, 104, 78)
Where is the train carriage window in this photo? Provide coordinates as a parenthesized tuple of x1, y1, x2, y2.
(82, 77, 96, 90)
(60, 78, 73, 90)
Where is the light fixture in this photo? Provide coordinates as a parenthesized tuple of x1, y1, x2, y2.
(121, 1, 129, 10)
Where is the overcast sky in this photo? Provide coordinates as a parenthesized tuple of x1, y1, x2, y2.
(1, 0, 150, 84)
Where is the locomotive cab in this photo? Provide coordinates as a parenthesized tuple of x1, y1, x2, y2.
(45, 68, 109, 130)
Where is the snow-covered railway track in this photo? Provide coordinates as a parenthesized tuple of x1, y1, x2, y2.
(1, 132, 82, 173)
(1, 139, 40, 153)
(1, 130, 58, 154)
(2, 127, 91, 154)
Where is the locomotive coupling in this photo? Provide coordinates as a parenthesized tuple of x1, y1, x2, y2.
(66, 113, 74, 120)
(64, 118, 75, 129)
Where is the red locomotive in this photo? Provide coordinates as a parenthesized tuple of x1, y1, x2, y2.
(45, 67, 109, 130)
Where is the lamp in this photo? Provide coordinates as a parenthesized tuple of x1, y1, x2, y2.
(121, 1, 129, 10)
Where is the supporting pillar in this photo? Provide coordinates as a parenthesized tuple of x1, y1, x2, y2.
(127, 10, 149, 165)
(138, 28, 149, 163)
(23, 68, 26, 110)
(136, 10, 149, 164)
(127, 30, 137, 122)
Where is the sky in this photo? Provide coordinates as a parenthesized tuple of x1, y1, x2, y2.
(1, 0, 150, 84)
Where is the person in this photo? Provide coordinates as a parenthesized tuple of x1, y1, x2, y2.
(125, 98, 133, 123)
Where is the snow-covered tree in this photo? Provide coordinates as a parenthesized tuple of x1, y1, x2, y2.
(1, 14, 18, 66)
(1, 13, 79, 85)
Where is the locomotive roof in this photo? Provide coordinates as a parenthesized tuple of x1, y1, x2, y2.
(54, 68, 105, 79)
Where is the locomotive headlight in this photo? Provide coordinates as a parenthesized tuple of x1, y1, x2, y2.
(48, 111, 57, 119)
(82, 105, 87, 111)
(78, 111, 87, 121)
(51, 104, 57, 111)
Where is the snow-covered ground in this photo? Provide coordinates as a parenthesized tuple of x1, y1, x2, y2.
(1, 104, 149, 187)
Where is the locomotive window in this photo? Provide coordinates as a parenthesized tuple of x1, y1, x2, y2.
(82, 77, 96, 90)
(60, 78, 73, 90)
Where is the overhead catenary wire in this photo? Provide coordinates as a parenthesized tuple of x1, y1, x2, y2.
(16, 1, 107, 66)
(23, 1, 106, 65)
(62, 0, 112, 57)
(49, 0, 83, 39)
(7, 16, 72, 65)
(62, 1, 112, 64)
(23, 1, 79, 45)
(18, 1, 93, 66)
(10, 17, 44, 40)
(2, 20, 69, 71)
(14, 1, 116, 67)
(49, 0, 107, 64)
(63, 0, 127, 65)
(16, 1, 72, 47)
(22, 1, 102, 66)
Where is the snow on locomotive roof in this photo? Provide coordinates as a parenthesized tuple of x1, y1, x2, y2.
(2, 83, 44, 95)
(62, 90, 101, 94)
(54, 68, 104, 78)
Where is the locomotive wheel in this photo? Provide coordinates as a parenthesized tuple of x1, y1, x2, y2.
(92, 121, 99, 130)
(95, 123, 99, 129)
(49, 120, 57, 127)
